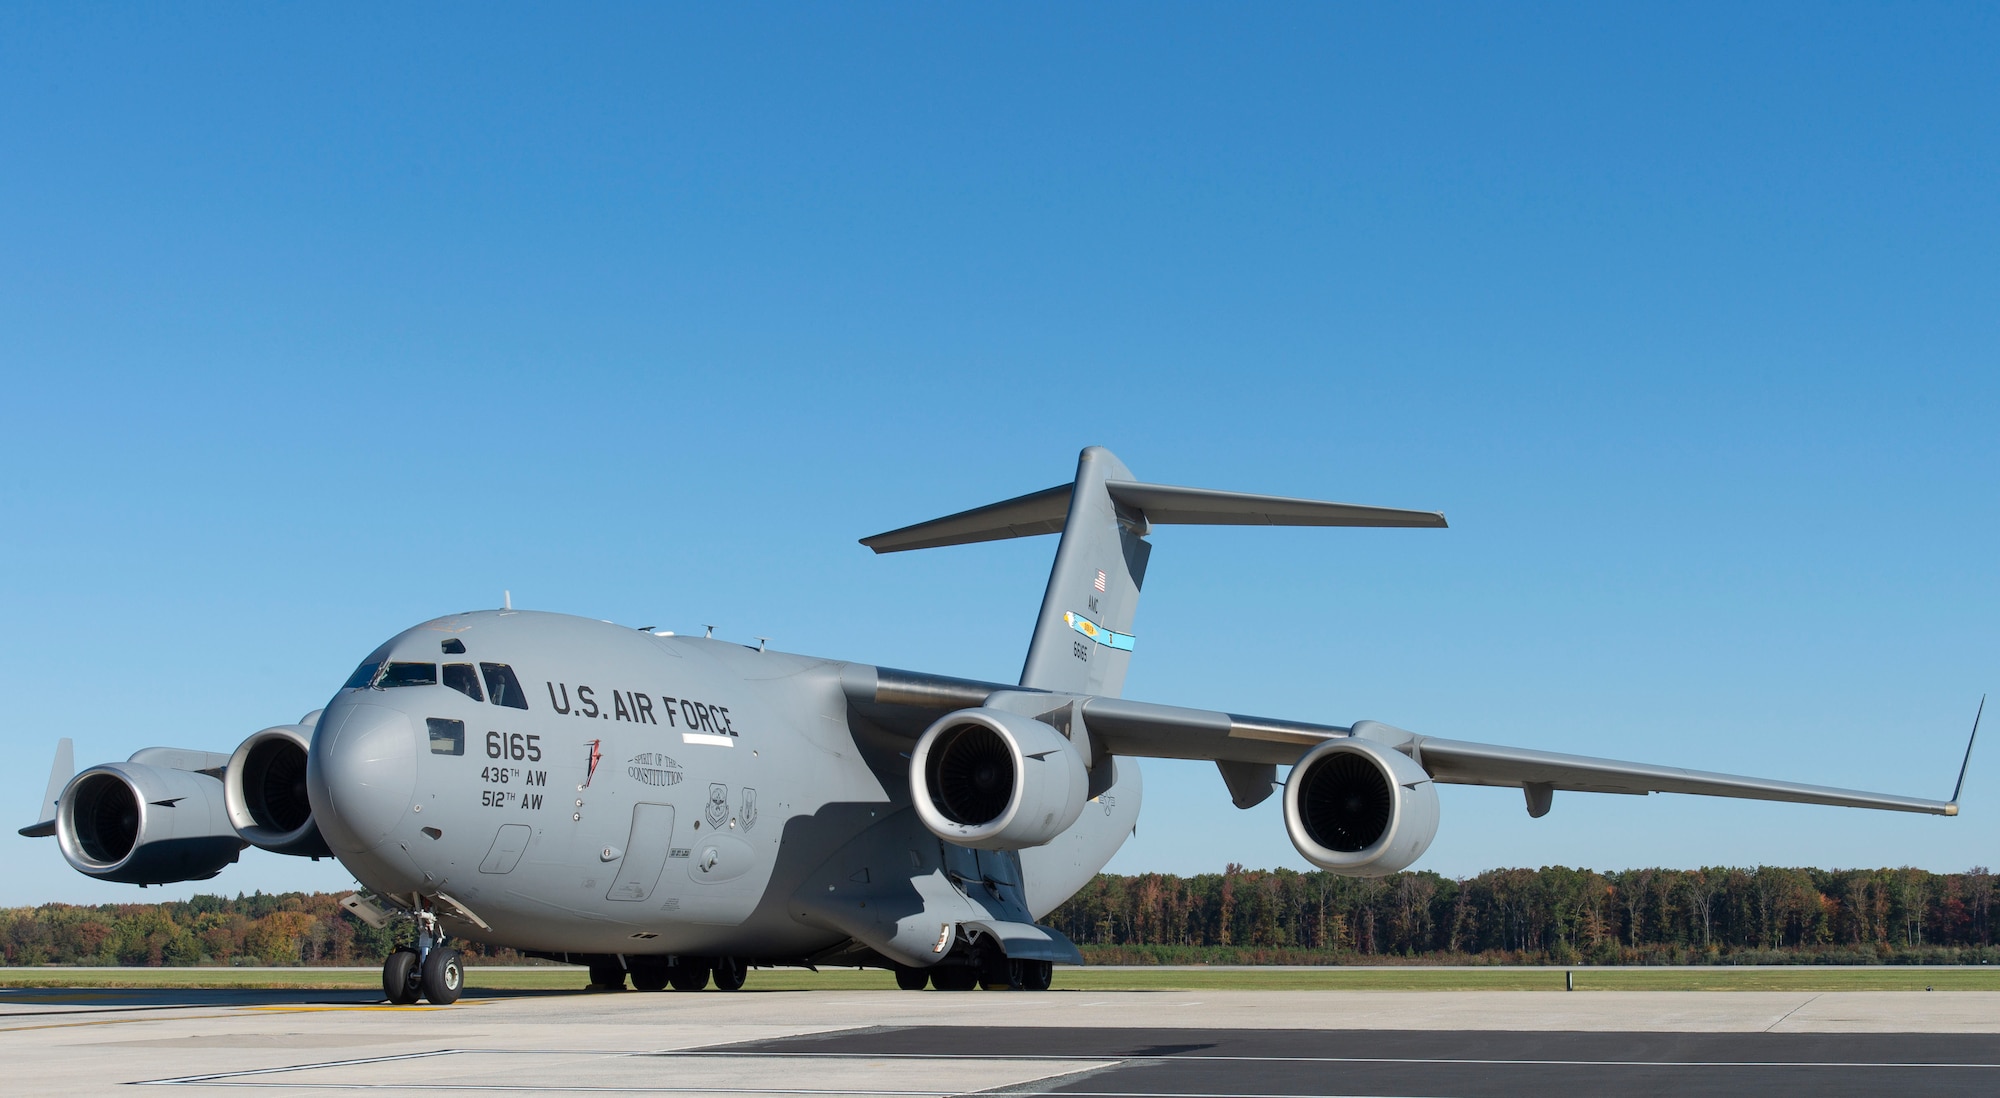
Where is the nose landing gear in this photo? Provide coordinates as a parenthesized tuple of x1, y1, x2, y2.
(381, 903, 463, 1005)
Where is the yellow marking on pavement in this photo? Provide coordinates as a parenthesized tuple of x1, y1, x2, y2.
(0, 1012, 241, 1033)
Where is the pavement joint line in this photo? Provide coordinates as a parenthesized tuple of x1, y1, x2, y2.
(138, 1049, 467, 1085)
(964, 1056, 1144, 1097)
(1766, 992, 1823, 1031)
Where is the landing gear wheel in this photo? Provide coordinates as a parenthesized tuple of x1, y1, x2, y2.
(668, 959, 711, 991)
(382, 949, 419, 1004)
(1021, 960, 1053, 991)
(588, 962, 627, 991)
(629, 960, 669, 992)
(893, 966, 929, 991)
(712, 957, 747, 991)
(421, 948, 463, 1005)
(980, 954, 1021, 991)
(930, 965, 978, 991)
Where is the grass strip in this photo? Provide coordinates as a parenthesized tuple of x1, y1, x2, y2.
(4, 965, 2000, 992)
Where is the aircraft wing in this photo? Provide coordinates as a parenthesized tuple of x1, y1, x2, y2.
(1404, 733, 1956, 814)
(1084, 699, 1960, 815)
(843, 667, 1966, 816)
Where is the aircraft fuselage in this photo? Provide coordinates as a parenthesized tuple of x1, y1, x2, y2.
(306, 609, 1140, 958)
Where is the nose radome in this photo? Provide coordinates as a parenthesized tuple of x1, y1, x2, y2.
(307, 702, 417, 854)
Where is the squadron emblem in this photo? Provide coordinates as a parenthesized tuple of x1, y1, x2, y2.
(705, 783, 729, 829)
(740, 787, 758, 832)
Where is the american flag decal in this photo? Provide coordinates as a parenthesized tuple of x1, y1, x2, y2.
(1094, 570, 1107, 592)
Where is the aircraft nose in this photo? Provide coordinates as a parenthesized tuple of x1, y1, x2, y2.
(307, 701, 417, 854)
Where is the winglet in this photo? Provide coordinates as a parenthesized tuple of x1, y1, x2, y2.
(18, 738, 73, 838)
(1948, 696, 1983, 813)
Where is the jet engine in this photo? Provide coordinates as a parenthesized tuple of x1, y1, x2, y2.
(1282, 737, 1440, 877)
(56, 763, 246, 885)
(224, 713, 332, 857)
(910, 707, 1088, 850)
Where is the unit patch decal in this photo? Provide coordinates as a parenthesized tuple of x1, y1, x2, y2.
(705, 783, 729, 829)
(740, 787, 758, 832)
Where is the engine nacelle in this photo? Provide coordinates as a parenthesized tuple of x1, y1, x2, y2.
(224, 713, 332, 857)
(910, 707, 1089, 850)
(1283, 737, 1440, 877)
(56, 763, 247, 885)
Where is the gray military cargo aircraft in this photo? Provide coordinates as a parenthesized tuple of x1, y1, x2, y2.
(20, 447, 1978, 1003)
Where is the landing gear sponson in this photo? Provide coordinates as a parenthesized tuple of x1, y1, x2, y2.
(550, 952, 1052, 992)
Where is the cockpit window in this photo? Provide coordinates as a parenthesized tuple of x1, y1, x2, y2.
(343, 661, 383, 690)
(480, 663, 529, 710)
(427, 718, 466, 755)
(379, 662, 439, 688)
(443, 664, 484, 702)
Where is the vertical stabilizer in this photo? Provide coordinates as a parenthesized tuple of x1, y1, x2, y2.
(1019, 447, 1150, 697)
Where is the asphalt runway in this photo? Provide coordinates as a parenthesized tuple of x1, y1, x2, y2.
(5, 984, 2000, 1096)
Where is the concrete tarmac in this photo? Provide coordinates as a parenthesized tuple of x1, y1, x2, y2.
(4, 982, 1999, 1096)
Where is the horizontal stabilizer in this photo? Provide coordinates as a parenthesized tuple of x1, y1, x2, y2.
(1103, 481, 1447, 529)
(861, 480, 1444, 554)
(860, 485, 1071, 553)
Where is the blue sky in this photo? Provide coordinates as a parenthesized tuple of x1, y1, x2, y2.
(1, 5, 1995, 906)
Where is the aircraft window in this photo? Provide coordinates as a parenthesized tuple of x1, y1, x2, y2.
(481, 663, 529, 710)
(343, 661, 382, 690)
(380, 662, 439, 688)
(443, 664, 484, 702)
(441, 638, 466, 655)
(427, 718, 466, 756)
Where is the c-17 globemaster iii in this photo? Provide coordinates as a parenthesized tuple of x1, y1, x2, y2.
(20, 447, 1979, 1003)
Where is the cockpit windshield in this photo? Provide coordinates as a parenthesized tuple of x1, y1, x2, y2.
(481, 663, 529, 709)
(343, 661, 382, 690)
(378, 662, 439, 688)
(443, 663, 484, 702)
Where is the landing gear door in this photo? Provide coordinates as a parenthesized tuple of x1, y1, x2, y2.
(605, 803, 675, 902)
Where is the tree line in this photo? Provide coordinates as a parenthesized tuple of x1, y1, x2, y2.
(0, 892, 526, 968)
(1045, 865, 2000, 965)
(2, 865, 1994, 967)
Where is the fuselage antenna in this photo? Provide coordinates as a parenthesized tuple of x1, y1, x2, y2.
(503, 590, 512, 611)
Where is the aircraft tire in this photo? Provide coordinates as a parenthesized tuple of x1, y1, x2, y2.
(382, 949, 420, 1004)
(629, 961, 669, 992)
(930, 966, 978, 991)
(588, 962, 627, 990)
(1021, 960, 1053, 991)
(893, 966, 929, 991)
(668, 960, 711, 991)
(421, 948, 463, 1005)
(980, 954, 1021, 991)
(712, 957, 747, 992)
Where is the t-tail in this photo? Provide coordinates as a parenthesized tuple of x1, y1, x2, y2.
(861, 445, 1447, 697)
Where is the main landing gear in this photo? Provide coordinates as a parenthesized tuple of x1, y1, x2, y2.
(893, 958, 1053, 991)
(383, 905, 462, 1005)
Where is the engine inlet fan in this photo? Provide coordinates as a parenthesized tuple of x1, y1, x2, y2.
(1298, 749, 1393, 852)
(926, 725, 1016, 825)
